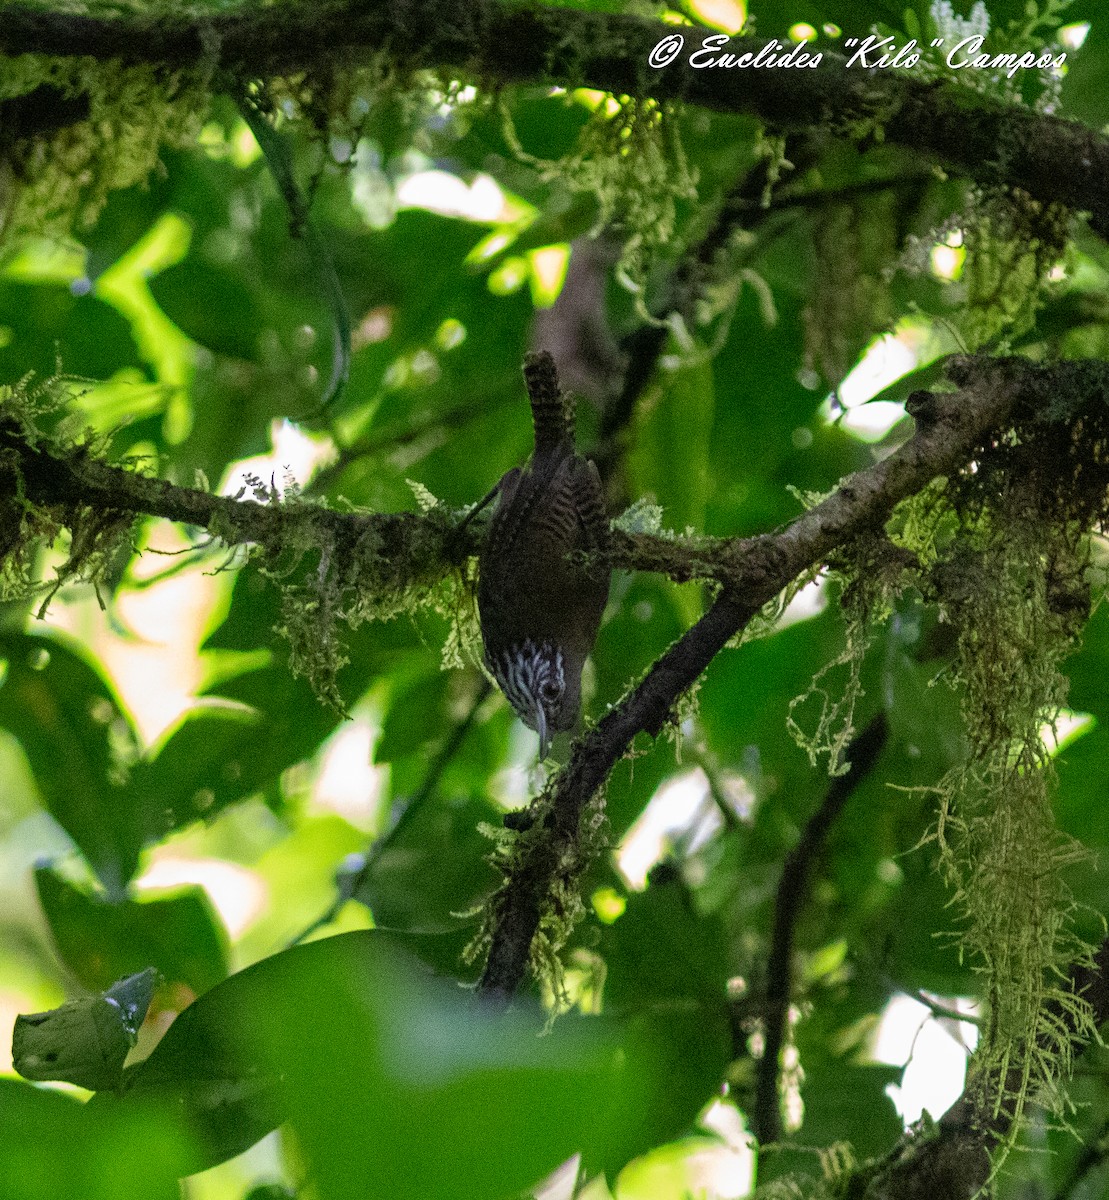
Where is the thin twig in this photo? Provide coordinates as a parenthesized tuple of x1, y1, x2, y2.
(752, 713, 889, 1146)
(124, 539, 217, 589)
(289, 678, 492, 945)
(686, 746, 743, 832)
(909, 989, 983, 1029)
(235, 86, 351, 419)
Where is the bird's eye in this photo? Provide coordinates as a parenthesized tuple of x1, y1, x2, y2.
(540, 679, 561, 702)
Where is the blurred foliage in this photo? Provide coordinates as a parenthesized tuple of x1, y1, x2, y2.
(2, 1, 1109, 1199)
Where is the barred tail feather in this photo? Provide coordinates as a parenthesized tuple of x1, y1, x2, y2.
(523, 350, 574, 453)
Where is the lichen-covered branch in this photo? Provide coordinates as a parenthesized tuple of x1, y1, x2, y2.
(5, 357, 1109, 1195)
(4, 1, 1109, 238)
(476, 354, 1104, 1000)
(0, 416, 449, 584)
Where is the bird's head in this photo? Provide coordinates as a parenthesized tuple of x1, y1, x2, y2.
(489, 639, 578, 760)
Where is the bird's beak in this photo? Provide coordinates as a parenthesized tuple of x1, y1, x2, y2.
(535, 702, 550, 761)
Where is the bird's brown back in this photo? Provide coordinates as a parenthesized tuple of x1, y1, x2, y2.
(477, 352, 611, 685)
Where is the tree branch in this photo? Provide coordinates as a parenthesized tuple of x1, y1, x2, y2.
(7, 360, 1104, 1005)
(0, 417, 453, 592)
(0, 408, 771, 591)
(752, 712, 889, 1146)
(476, 354, 1069, 999)
(857, 937, 1109, 1200)
(8, 355, 1107, 605)
(5, 1, 1109, 237)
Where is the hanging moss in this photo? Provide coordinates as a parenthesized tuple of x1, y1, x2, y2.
(0, 378, 136, 610)
(788, 533, 915, 774)
(909, 375, 1109, 1137)
(0, 381, 474, 712)
(241, 477, 477, 714)
(505, 92, 698, 290)
(771, 372, 1109, 1190)
(794, 375, 1109, 1162)
(957, 188, 1070, 349)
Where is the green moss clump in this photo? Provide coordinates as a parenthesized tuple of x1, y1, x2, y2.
(0, 378, 136, 610)
(1, 56, 209, 242)
(958, 189, 1070, 350)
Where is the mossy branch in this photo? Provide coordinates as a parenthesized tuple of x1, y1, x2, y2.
(4, 355, 1089, 604)
(476, 353, 1096, 1000)
(0, 417, 444, 583)
(5, 354, 1106, 611)
(4, 1, 1109, 239)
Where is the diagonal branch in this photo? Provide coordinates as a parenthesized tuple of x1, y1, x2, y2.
(5, 1, 1109, 237)
(476, 354, 1104, 998)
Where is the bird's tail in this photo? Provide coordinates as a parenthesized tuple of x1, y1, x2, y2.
(523, 350, 575, 454)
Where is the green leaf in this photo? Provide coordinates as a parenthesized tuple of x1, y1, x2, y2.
(600, 871, 730, 1009)
(629, 357, 714, 538)
(0, 282, 142, 382)
(36, 864, 228, 996)
(353, 790, 499, 974)
(0, 632, 142, 896)
(130, 702, 264, 835)
(375, 669, 451, 763)
(0, 1077, 191, 1200)
(149, 259, 266, 361)
(13, 968, 157, 1092)
(113, 931, 727, 1192)
(1060, 13, 1109, 129)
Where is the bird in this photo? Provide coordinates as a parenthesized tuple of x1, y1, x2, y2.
(477, 351, 611, 759)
